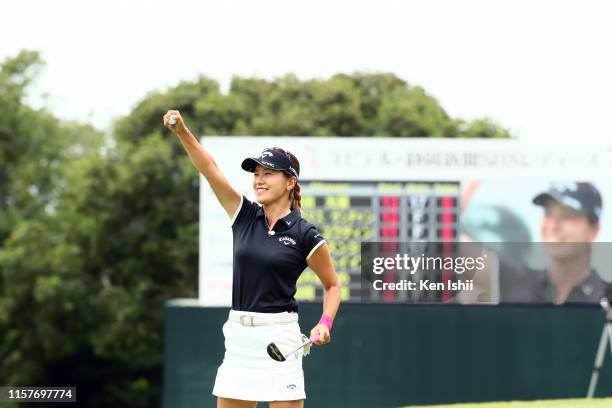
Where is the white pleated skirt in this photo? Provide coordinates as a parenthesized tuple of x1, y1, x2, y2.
(212, 309, 307, 402)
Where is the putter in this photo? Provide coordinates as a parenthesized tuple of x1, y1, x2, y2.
(168, 115, 177, 125)
(267, 333, 321, 362)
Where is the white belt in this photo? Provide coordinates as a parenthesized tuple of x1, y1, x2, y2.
(229, 310, 298, 327)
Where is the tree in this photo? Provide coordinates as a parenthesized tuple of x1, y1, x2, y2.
(0, 51, 108, 403)
(115, 72, 511, 141)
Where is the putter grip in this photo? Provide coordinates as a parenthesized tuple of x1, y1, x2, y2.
(309, 333, 321, 343)
(168, 116, 177, 125)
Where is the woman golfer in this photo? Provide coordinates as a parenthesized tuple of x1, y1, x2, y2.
(164, 110, 341, 408)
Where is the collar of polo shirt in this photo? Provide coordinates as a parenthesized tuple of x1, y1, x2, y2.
(256, 206, 301, 232)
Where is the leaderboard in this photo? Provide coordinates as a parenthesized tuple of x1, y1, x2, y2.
(296, 181, 461, 303)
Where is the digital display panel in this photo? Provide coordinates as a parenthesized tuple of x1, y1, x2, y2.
(296, 181, 460, 302)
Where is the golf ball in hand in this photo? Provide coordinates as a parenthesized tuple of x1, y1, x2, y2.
(168, 116, 177, 125)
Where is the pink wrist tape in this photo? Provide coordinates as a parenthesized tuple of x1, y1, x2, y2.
(318, 314, 333, 331)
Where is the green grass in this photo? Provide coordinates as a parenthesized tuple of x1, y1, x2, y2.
(406, 398, 612, 408)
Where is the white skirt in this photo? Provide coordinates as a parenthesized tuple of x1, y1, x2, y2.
(212, 309, 307, 402)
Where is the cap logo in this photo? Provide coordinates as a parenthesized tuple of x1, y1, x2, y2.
(552, 182, 578, 193)
(561, 196, 582, 210)
(260, 160, 276, 168)
(261, 151, 273, 159)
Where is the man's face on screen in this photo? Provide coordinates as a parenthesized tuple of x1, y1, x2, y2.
(540, 200, 599, 259)
(540, 200, 598, 243)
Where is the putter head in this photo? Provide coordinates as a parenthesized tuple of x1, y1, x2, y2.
(267, 342, 286, 362)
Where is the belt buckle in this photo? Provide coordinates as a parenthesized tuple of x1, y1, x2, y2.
(240, 315, 254, 326)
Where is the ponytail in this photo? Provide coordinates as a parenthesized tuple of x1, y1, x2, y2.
(290, 182, 302, 211)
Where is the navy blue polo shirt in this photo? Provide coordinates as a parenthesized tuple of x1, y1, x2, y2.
(230, 194, 327, 313)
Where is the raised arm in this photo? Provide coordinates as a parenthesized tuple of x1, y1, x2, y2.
(163, 110, 241, 220)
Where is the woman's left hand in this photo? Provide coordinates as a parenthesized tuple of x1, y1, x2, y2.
(309, 324, 331, 345)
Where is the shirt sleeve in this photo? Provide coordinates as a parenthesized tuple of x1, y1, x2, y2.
(231, 194, 259, 229)
(303, 224, 327, 261)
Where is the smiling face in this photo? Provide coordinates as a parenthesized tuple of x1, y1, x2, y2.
(252, 164, 296, 205)
(540, 199, 599, 260)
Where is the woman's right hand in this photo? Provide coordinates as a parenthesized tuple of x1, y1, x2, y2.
(163, 110, 187, 135)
